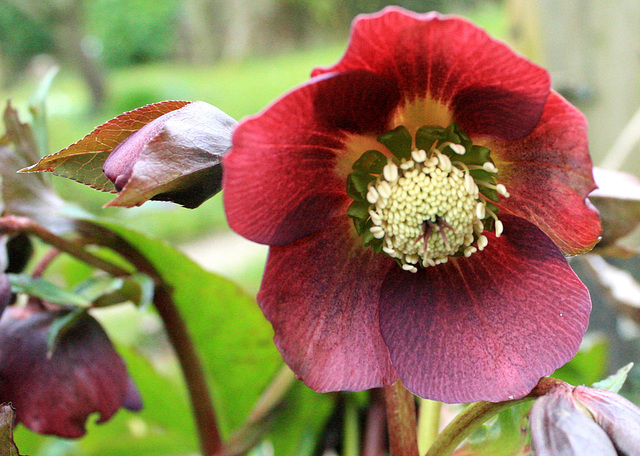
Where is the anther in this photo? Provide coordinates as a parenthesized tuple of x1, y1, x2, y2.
(494, 220, 504, 237)
(482, 162, 498, 173)
(378, 181, 392, 199)
(366, 186, 379, 204)
(496, 184, 510, 198)
(383, 163, 399, 182)
(412, 149, 427, 163)
(448, 143, 466, 155)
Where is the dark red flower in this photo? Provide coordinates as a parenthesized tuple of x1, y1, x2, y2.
(530, 383, 640, 455)
(0, 305, 142, 438)
(223, 8, 601, 402)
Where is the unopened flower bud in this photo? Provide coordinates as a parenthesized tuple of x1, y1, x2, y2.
(103, 101, 237, 208)
(530, 383, 640, 456)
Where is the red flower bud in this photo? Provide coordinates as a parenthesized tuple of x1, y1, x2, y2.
(102, 101, 236, 208)
(530, 383, 640, 455)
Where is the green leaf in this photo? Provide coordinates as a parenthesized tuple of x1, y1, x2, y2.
(89, 221, 280, 435)
(553, 336, 608, 386)
(377, 125, 412, 160)
(266, 384, 334, 456)
(73, 273, 155, 308)
(463, 403, 530, 456)
(352, 149, 387, 174)
(8, 273, 91, 307)
(20, 101, 191, 192)
(592, 362, 634, 393)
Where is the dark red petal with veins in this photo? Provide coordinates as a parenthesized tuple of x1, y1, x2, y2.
(224, 70, 400, 246)
(313, 7, 550, 140)
(258, 215, 398, 391)
(378, 215, 590, 403)
(491, 91, 601, 255)
(0, 306, 140, 438)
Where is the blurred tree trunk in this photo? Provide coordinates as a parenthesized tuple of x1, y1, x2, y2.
(177, 0, 223, 63)
(4, 0, 107, 112)
(508, 0, 640, 172)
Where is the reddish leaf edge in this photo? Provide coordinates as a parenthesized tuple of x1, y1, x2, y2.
(18, 101, 192, 193)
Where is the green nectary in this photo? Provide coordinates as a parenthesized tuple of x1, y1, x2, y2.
(347, 124, 508, 271)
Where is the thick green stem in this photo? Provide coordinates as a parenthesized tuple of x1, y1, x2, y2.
(384, 381, 419, 456)
(425, 377, 566, 456)
(417, 399, 442, 454)
(343, 394, 360, 456)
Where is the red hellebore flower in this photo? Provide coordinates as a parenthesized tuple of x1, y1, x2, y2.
(223, 8, 601, 402)
(0, 305, 142, 438)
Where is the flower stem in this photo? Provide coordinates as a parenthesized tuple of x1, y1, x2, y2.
(0, 216, 130, 277)
(384, 381, 419, 456)
(73, 221, 224, 455)
(417, 399, 442, 454)
(343, 394, 360, 456)
(424, 377, 566, 456)
(363, 389, 386, 456)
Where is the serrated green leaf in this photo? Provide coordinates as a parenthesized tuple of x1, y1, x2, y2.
(592, 363, 634, 393)
(377, 125, 412, 160)
(8, 273, 91, 307)
(21, 101, 191, 192)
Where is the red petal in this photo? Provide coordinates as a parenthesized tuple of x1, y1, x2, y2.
(258, 216, 398, 391)
(224, 70, 401, 245)
(491, 91, 601, 255)
(378, 215, 590, 403)
(0, 306, 139, 438)
(313, 7, 550, 140)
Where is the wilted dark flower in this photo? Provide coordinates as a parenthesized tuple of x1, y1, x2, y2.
(530, 382, 640, 456)
(102, 101, 237, 208)
(223, 7, 601, 402)
(0, 304, 142, 438)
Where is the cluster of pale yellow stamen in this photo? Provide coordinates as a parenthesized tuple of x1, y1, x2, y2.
(365, 144, 508, 272)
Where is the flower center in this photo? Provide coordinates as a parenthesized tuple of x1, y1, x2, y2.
(346, 124, 508, 272)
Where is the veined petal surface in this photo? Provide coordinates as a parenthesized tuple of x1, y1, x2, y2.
(378, 215, 590, 403)
(224, 71, 401, 246)
(490, 92, 601, 255)
(313, 7, 550, 140)
(258, 215, 398, 391)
